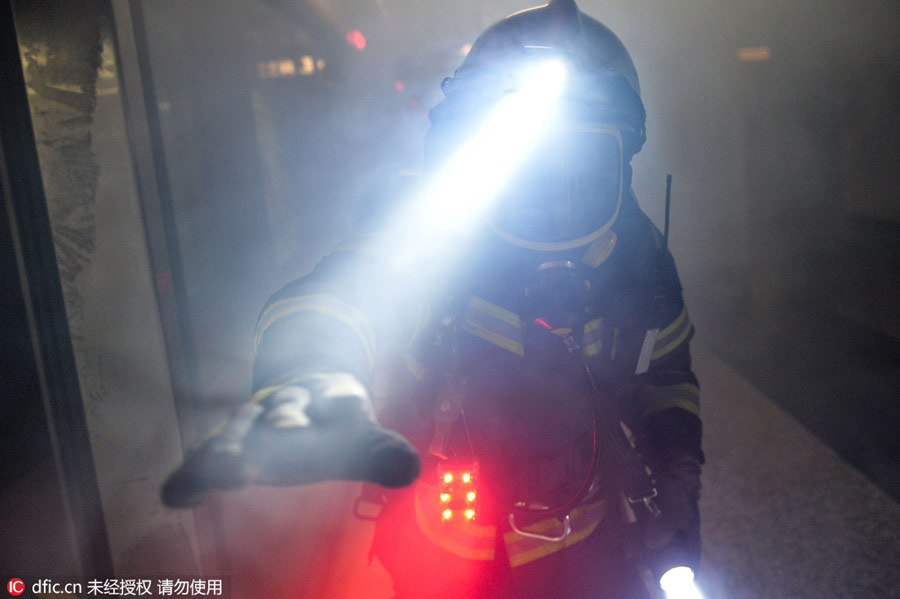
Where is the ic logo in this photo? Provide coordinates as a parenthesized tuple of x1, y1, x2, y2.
(7, 579, 24, 596)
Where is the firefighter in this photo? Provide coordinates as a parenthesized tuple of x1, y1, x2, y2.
(164, 1, 703, 597)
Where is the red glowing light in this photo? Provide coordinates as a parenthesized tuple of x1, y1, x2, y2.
(394, 80, 405, 92)
(346, 29, 366, 51)
(534, 317, 552, 330)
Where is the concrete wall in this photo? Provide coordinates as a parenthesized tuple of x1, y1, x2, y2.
(15, 1, 202, 576)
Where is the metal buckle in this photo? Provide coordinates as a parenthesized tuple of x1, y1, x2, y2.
(627, 487, 660, 517)
(508, 513, 572, 543)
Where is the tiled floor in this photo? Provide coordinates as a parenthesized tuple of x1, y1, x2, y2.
(695, 342, 900, 599)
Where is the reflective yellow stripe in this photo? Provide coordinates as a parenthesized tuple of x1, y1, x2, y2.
(643, 382, 699, 399)
(641, 382, 700, 417)
(659, 306, 687, 339)
(503, 500, 606, 567)
(254, 293, 377, 371)
(462, 296, 525, 356)
(507, 519, 600, 567)
(583, 318, 604, 356)
(642, 397, 701, 418)
(503, 501, 602, 545)
(251, 383, 293, 405)
(652, 322, 692, 360)
(468, 296, 521, 328)
(584, 318, 604, 334)
(461, 321, 525, 356)
(584, 340, 604, 356)
(652, 307, 692, 361)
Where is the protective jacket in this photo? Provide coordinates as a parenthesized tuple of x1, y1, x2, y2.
(250, 186, 701, 589)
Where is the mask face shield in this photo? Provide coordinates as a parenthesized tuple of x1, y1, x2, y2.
(488, 123, 623, 248)
(427, 48, 642, 251)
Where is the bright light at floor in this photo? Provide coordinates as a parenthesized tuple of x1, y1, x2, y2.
(660, 567, 705, 599)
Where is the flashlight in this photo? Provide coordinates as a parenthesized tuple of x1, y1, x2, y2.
(659, 566, 705, 599)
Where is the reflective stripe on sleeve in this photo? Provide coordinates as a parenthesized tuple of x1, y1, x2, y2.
(640, 382, 700, 417)
(254, 293, 377, 371)
(651, 306, 693, 361)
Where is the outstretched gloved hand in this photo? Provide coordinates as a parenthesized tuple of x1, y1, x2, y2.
(162, 373, 421, 508)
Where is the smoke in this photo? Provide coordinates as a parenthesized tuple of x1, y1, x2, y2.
(59, 0, 899, 595)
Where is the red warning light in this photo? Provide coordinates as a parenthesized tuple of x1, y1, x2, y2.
(394, 80, 405, 92)
(534, 317, 552, 330)
(346, 29, 366, 51)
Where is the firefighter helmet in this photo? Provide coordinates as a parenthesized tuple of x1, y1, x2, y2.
(427, 0, 647, 250)
(457, 0, 641, 100)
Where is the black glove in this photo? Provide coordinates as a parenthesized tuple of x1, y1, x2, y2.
(642, 455, 702, 577)
(162, 373, 421, 508)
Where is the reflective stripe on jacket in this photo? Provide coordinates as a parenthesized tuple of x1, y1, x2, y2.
(503, 499, 607, 567)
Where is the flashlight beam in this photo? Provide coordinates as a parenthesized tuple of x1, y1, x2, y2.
(386, 59, 568, 266)
(421, 59, 568, 229)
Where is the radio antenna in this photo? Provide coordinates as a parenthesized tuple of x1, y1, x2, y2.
(663, 174, 672, 250)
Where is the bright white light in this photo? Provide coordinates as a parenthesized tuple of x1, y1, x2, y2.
(387, 59, 568, 267)
(659, 567, 705, 599)
(421, 59, 567, 231)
